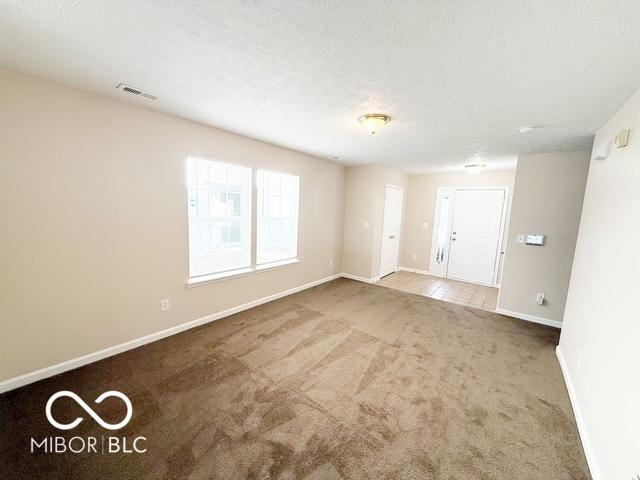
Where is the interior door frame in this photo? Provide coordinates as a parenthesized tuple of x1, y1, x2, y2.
(379, 183, 404, 278)
(428, 186, 509, 287)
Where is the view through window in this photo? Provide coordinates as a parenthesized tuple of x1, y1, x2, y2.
(187, 157, 252, 278)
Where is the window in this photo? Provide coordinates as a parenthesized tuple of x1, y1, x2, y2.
(256, 170, 300, 266)
(187, 157, 252, 280)
(434, 193, 451, 265)
(429, 187, 456, 277)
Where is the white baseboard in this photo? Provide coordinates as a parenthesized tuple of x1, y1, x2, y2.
(0, 273, 342, 394)
(398, 266, 432, 276)
(556, 346, 601, 480)
(340, 272, 380, 284)
(495, 308, 562, 329)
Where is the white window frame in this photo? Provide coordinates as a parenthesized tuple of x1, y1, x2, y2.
(186, 159, 301, 287)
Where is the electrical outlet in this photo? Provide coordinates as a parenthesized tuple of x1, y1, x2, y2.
(363, 222, 370, 229)
(329, 259, 334, 267)
(412, 254, 417, 260)
(161, 299, 170, 311)
(516, 234, 524, 244)
(422, 222, 429, 229)
(536, 293, 545, 306)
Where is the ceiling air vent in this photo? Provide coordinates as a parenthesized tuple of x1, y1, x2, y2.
(116, 83, 157, 100)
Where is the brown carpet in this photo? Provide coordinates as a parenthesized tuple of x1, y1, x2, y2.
(0, 278, 590, 479)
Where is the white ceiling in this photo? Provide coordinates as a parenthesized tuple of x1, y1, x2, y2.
(2, 1, 640, 173)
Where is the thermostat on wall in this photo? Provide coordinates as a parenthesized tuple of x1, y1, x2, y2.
(525, 234, 545, 246)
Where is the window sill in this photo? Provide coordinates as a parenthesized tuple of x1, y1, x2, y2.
(186, 267, 254, 288)
(255, 258, 300, 273)
(186, 259, 299, 287)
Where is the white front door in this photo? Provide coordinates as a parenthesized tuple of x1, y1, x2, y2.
(379, 185, 404, 278)
(446, 189, 505, 285)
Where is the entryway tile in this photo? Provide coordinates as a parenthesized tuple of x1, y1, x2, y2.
(377, 271, 499, 313)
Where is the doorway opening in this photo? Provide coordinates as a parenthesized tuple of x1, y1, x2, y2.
(429, 187, 508, 287)
(375, 185, 506, 313)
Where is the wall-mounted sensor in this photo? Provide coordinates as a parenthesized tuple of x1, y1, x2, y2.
(525, 234, 545, 246)
(615, 129, 630, 148)
(593, 141, 611, 161)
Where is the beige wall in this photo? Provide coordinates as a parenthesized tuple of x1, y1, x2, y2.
(401, 170, 516, 278)
(498, 151, 590, 323)
(0, 68, 346, 382)
(559, 89, 640, 479)
(341, 165, 407, 279)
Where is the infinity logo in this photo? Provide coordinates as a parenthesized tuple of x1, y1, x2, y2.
(45, 391, 132, 431)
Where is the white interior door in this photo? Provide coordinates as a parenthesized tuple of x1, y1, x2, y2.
(446, 189, 505, 285)
(379, 185, 403, 277)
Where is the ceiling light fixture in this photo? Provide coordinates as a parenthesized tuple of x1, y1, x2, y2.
(359, 114, 391, 134)
(464, 163, 486, 174)
(518, 125, 544, 133)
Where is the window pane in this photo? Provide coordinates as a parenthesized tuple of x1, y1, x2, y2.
(280, 197, 292, 217)
(267, 173, 280, 195)
(257, 170, 299, 265)
(281, 175, 294, 197)
(187, 157, 251, 278)
(434, 194, 450, 265)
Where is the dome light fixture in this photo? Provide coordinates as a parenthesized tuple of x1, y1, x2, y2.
(518, 125, 545, 133)
(464, 163, 486, 174)
(358, 113, 391, 134)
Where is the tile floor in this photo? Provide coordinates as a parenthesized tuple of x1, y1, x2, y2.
(376, 270, 499, 312)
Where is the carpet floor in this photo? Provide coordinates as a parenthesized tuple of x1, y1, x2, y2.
(0, 278, 590, 479)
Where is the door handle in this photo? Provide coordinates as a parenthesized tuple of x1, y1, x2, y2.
(389, 235, 396, 239)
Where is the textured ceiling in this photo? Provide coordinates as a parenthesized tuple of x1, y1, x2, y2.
(2, 1, 640, 173)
